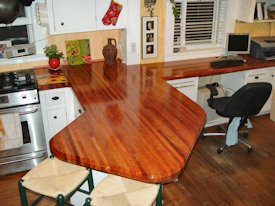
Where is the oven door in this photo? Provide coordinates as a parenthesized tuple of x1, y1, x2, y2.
(0, 104, 47, 175)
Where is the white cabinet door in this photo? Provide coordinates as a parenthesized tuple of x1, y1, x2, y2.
(48, 0, 96, 34)
(166, 77, 199, 102)
(73, 92, 84, 119)
(47, 108, 67, 137)
(96, 0, 127, 30)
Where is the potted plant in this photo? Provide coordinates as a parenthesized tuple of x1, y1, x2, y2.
(44, 45, 64, 70)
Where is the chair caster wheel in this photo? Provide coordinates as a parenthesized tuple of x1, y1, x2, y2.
(247, 147, 253, 153)
(217, 148, 223, 154)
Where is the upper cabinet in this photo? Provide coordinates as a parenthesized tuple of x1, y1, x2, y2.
(46, 0, 127, 35)
(236, 0, 275, 23)
(48, 0, 96, 34)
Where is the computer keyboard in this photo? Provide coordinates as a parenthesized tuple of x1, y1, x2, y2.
(210, 59, 245, 69)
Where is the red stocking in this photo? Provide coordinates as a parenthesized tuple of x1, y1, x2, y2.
(102, 0, 123, 26)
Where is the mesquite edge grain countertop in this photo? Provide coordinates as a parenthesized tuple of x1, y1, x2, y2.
(49, 56, 275, 183)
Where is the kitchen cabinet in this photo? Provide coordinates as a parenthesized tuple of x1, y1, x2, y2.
(46, 0, 127, 34)
(39, 87, 80, 156)
(73, 92, 84, 119)
(47, 0, 96, 34)
(166, 77, 199, 102)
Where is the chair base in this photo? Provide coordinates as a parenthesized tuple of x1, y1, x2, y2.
(203, 126, 253, 154)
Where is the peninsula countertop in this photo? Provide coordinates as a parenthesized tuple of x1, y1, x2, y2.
(48, 56, 275, 184)
(48, 61, 206, 184)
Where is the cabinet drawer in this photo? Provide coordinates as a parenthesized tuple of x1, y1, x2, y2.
(245, 70, 268, 83)
(45, 92, 65, 106)
(47, 108, 67, 137)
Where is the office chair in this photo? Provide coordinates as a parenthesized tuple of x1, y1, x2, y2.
(203, 82, 272, 153)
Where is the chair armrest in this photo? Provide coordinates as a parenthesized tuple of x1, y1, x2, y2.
(205, 84, 219, 107)
(205, 84, 218, 96)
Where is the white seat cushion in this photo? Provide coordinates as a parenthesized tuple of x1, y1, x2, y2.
(90, 174, 159, 206)
(22, 157, 89, 198)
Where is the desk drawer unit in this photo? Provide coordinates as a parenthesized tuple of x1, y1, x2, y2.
(166, 77, 198, 102)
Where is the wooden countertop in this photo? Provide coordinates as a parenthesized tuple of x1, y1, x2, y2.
(48, 61, 206, 184)
(155, 55, 275, 80)
(49, 56, 275, 183)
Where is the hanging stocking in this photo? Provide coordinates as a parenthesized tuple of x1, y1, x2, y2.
(102, 0, 123, 26)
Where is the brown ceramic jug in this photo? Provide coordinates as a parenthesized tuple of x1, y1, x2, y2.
(102, 38, 117, 65)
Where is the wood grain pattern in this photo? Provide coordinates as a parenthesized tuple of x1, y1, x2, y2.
(159, 55, 275, 80)
(1, 115, 274, 206)
(49, 61, 206, 183)
(46, 56, 275, 183)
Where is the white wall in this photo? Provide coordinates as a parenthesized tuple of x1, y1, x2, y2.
(124, 0, 141, 65)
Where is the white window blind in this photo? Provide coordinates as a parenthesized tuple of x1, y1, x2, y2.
(173, 0, 227, 53)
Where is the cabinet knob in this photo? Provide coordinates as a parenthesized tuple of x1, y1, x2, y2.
(254, 76, 259, 79)
(61, 22, 64, 26)
(52, 96, 59, 101)
(78, 109, 82, 114)
(54, 116, 57, 119)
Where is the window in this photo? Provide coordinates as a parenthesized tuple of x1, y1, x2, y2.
(0, 1, 47, 64)
(165, 0, 228, 61)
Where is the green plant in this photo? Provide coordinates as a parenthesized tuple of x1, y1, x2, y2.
(170, 0, 179, 18)
(44, 45, 64, 59)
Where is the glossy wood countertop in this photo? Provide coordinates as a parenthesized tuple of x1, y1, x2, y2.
(49, 61, 206, 184)
(159, 55, 275, 80)
(49, 56, 275, 183)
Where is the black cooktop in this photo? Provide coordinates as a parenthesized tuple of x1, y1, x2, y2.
(0, 70, 37, 94)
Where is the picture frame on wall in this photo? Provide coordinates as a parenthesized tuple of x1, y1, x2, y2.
(0, 41, 12, 59)
(142, 16, 157, 59)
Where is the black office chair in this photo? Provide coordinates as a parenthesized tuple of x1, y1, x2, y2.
(203, 82, 272, 153)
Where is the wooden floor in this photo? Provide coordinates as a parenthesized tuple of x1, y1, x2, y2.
(1, 115, 274, 206)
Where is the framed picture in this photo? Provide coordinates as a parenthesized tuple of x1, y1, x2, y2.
(142, 16, 157, 59)
(0, 41, 11, 59)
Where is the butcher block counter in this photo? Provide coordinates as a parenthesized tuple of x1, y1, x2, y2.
(47, 55, 275, 184)
(44, 55, 275, 184)
(42, 61, 205, 184)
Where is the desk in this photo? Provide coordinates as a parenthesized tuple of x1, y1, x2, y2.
(149, 55, 275, 126)
(49, 62, 206, 184)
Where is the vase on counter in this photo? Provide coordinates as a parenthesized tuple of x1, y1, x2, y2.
(102, 38, 117, 65)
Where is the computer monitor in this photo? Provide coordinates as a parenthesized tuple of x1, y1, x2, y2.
(225, 33, 251, 55)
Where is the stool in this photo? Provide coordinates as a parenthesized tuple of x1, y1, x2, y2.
(18, 157, 94, 206)
(84, 174, 161, 206)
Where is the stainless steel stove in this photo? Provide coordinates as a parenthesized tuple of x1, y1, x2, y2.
(0, 70, 47, 176)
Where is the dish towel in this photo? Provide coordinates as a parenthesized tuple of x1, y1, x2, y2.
(0, 113, 23, 151)
(225, 117, 241, 146)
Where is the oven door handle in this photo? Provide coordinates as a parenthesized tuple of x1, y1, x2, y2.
(0, 108, 39, 115)
(19, 108, 38, 115)
(0, 152, 46, 166)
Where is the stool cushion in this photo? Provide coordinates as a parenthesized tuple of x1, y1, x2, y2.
(90, 174, 159, 206)
(22, 157, 89, 198)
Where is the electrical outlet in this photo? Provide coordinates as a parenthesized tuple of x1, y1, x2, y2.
(131, 42, 136, 54)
